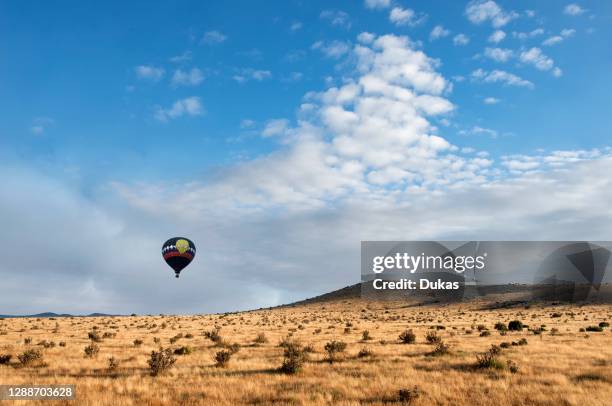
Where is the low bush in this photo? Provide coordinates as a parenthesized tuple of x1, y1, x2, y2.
(84, 343, 100, 358)
(508, 320, 523, 331)
(398, 386, 420, 404)
(399, 329, 416, 344)
(0, 354, 11, 365)
(148, 347, 176, 376)
(425, 331, 441, 344)
(18, 349, 43, 366)
(214, 350, 232, 367)
(280, 342, 308, 374)
(324, 340, 347, 363)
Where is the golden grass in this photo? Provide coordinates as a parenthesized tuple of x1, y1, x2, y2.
(0, 299, 611, 405)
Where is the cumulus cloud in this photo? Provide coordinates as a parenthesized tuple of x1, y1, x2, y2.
(488, 30, 506, 43)
(513, 28, 545, 40)
(135, 65, 165, 81)
(311, 40, 351, 59)
(465, 0, 518, 28)
(519, 47, 559, 75)
(389, 7, 426, 26)
(543, 29, 575, 46)
(430, 25, 450, 41)
(484, 47, 513, 62)
(171, 68, 204, 87)
(320, 10, 351, 28)
(471, 68, 534, 88)
(153, 97, 203, 122)
(483, 97, 500, 104)
(453, 34, 470, 46)
(233, 69, 272, 83)
(201, 30, 227, 45)
(564, 4, 586, 16)
(364, 0, 391, 9)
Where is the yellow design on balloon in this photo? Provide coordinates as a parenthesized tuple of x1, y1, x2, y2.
(175, 239, 189, 254)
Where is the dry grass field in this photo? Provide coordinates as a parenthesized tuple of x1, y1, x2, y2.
(1, 294, 611, 405)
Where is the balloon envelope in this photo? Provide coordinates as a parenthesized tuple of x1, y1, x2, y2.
(162, 237, 196, 278)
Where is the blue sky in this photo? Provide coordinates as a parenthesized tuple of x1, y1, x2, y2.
(1, 1, 611, 314)
(1, 1, 610, 185)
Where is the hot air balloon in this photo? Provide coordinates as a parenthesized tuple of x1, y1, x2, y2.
(162, 237, 196, 278)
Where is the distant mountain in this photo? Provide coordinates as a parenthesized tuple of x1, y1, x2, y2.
(0, 312, 118, 318)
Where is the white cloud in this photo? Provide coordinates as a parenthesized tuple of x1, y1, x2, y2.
(483, 97, 500, 104)
(240, 119, 256, 129)
(320, 10, 351, 28)
(290, 21, 302, 31)
(364, 0, 391, 9)
(134, 65, 165, 82)
(154, 97, 203, 122)
(262, 119, 290, 137)
(312, 40, 351, 59)
(169, 51, 193, 63)
(465, 0, 518, 27)
(564, 4, 586, 16)
(488, 30, 506, 43)
(389, 7, 426, 26)
(430, 25, 450, 41)
(453, 34, 470, 46)
(201, 30, 227, 45)
(171, 68, 204, 87)
(233, 69, 272, 83)
(471, 68, 534, 88)
(484, 47, 513, 62)
(525, 10, 536, 18)
(519, 47, 555, 71)
(29, 117, 54, 135)
(543, 29, 575, 46)
(513, 28, 545, 40)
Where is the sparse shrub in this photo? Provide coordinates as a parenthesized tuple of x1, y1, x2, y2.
(203, 327, 222, 343)
(398, 386, 420, 404)
(226, 343, 241, 354)
(550, 327, 560, 336)
(185, 333, 193, 339)
(102, 332, 116, 339)
(477, 324, 487, 332)
(148, 347, 176, 376)
(480, 330, 491, 337)
(108, 356, 119, 371)
(344, 327, 351, 334)
(88, 330, 102, 342)
(362, 330, 372, 341)
(508, 320, 523, 331)
(476, 345, 504, 369)
(430, 341, 450, 356)
(399, 329, 416, 344)
(507, 360, 519, 373)
(59, 341, 66, 347)
(280, 342, 307, 374)
(133, 339, 143, 347)
(254, 332, 268, 344)
(153, 337, 161, 344)
(24, 337, 32, 345)
(494, 322, 508, 331)
(173, 346, 193, 355)
(0, 354, 11, 365)
(214, 350, 232, 367)
(586, 326, 603, 332)
(324, 340, 347, 363)
(18, 349, 43, 366)
(500, 342, 510, 348)
(426, 331, 441, 344)
(84, 343, 100, 358)
(358, 347, 373, 358)
(551, 312, 562, 318)
(599, 322, 610, 328)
